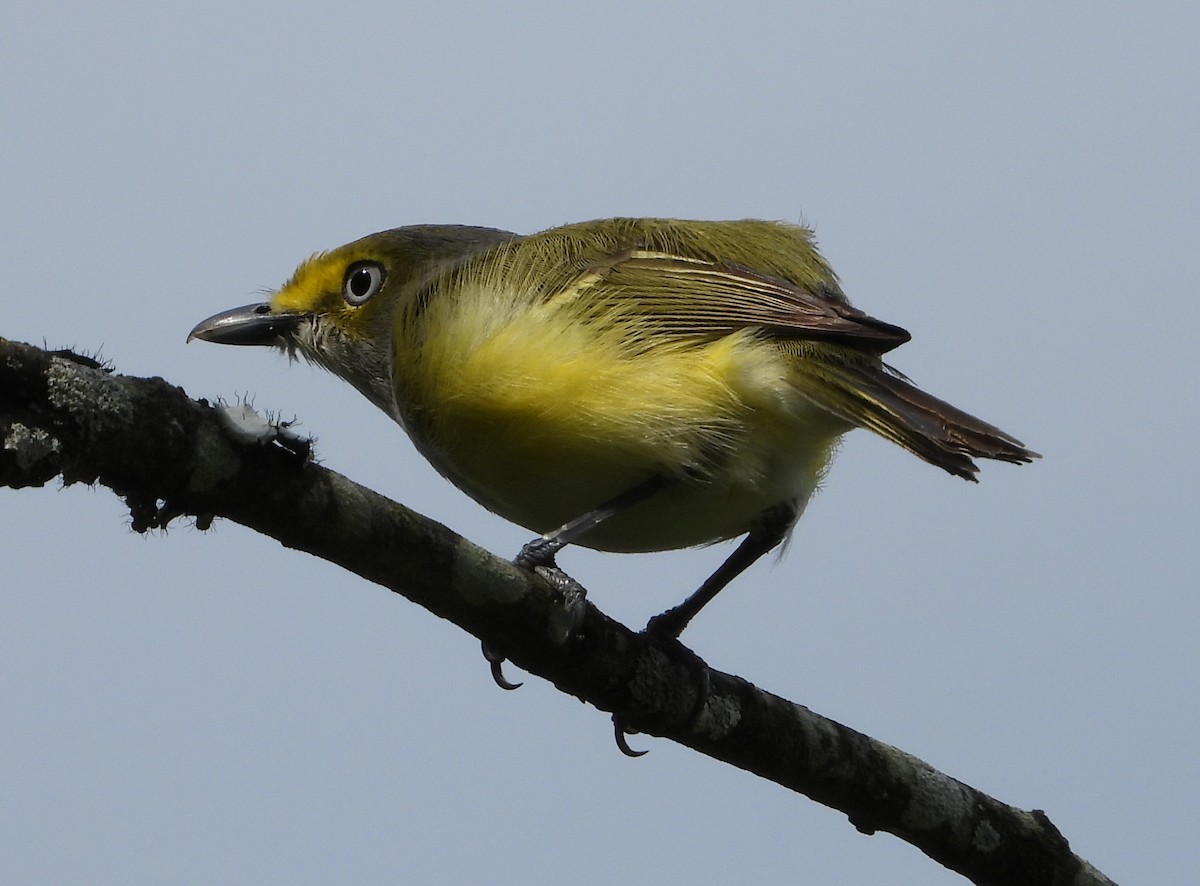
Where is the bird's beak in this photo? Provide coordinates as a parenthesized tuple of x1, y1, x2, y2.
(187, 303, 305, 346)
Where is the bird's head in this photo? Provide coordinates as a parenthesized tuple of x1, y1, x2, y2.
(189, 226, 517, 416)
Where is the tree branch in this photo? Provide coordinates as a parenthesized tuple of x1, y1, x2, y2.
(0, 335, 1112, 886)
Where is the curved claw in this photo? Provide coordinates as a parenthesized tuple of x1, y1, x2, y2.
(490, 658, 523, 691)
(481, 640, 523, 691)
(612, 714, 648, 758)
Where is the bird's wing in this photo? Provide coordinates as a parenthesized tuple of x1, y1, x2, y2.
(553, 247, 1038, 479)
(559, 248, 912, 354)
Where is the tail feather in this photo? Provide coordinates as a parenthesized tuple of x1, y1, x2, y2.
(793, 360, 1040, 481)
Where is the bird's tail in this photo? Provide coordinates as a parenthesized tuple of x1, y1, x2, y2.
(790, 358, 1040, 481)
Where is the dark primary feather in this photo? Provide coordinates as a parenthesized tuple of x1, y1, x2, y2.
(784, 352, 1039, 480)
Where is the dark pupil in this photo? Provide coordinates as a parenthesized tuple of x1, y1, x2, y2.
(350, 269, 372, 298)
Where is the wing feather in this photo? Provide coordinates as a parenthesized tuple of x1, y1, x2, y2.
(568, 249, 911, 353)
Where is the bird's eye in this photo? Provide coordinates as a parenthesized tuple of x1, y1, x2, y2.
(342, 261, 386, 306)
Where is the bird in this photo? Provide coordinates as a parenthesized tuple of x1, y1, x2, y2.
(189, 217, 1038, 645)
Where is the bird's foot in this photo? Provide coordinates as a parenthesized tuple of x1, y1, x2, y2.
(482, 540, 590, 691)
(513, 534, 563, 571)
(647, 629, 712, 727)
(611, 618, 713, 757)
(644, 602, 691, 642)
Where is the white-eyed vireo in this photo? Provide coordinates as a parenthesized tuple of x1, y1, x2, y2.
(190, 218, 1037, 639)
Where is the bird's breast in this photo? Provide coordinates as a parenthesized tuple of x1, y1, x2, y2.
(390, 278, 848, 551)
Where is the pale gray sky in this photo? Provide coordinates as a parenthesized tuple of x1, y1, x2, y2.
(3, 3, 1196, 884)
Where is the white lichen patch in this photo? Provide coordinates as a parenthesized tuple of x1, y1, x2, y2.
(901, 766, 972, 830)
(217, 402, 283, 445)
(215, 402, 309, 452)
(4, 423, 62, 469)
(46, 357, 133, 426)
(694, 691, 742, 739)
(972, 818, 1002, 852)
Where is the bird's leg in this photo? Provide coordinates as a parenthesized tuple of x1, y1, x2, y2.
(614, 502, 798, 753)
(514, 474, 674, 570)
(485, 475, 674, 690)
(646, 501, 797, 640)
